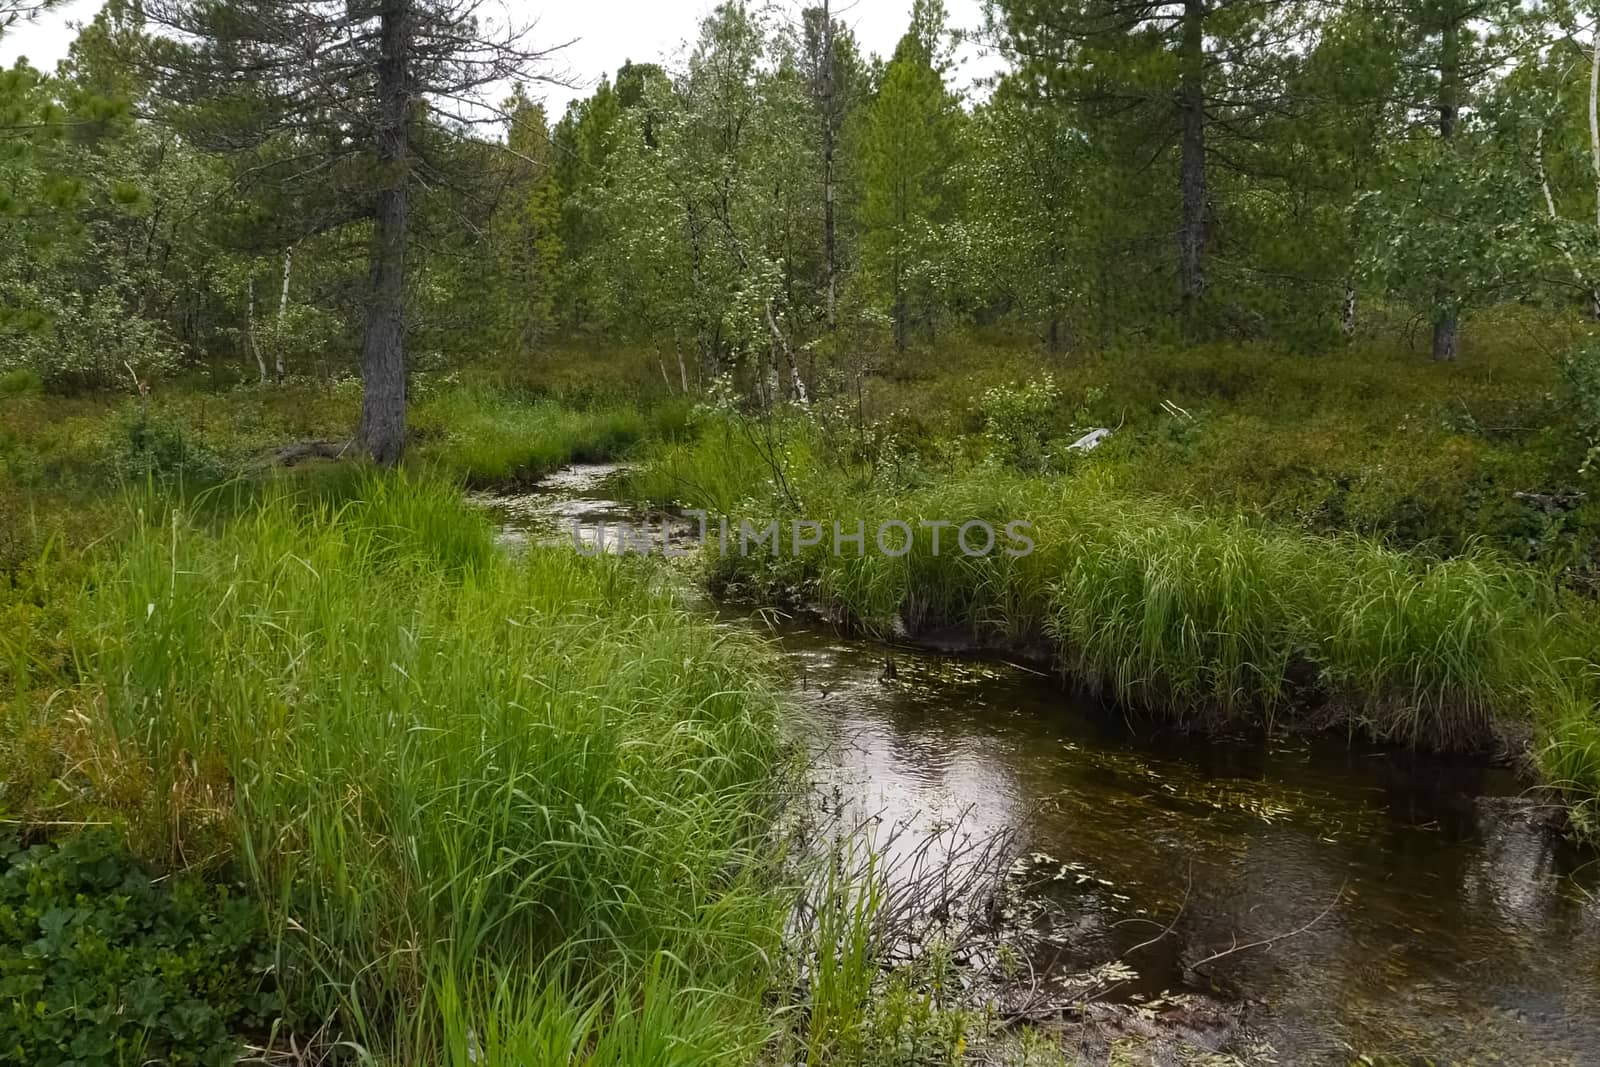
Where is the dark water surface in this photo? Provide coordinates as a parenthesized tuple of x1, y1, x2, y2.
(477, 465, 1600, 1065)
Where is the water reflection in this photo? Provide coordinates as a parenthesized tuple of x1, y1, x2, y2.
(771, 626, 1600, 1064)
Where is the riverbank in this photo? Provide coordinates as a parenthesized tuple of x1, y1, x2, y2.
(627, 393, 1600, 839)
(480, 458, 1600, 1066)
(4, 379, 1115, 1064)
(3, 471, 802, 1063)
(6, 338, 1600, 1062)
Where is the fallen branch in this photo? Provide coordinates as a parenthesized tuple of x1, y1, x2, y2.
(258, 439, 354, 469)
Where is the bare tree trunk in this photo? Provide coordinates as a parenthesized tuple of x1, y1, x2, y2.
(1537, 125, 1598, 313)
(821, 0, 837, 328)
(1177, 0, 1208, 328)
(1432, 12, 1460, 362)
(1341, 280, 1356, 339)
(358, 0, 410, 464)
(893, 260, 907, 353)
(275, 243, 294, 382)
(247, 272, 266, 383)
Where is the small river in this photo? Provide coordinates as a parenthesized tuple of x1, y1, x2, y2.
(476, 464, 1600, 1065)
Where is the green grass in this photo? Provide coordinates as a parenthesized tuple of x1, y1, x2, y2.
(4, 473, 793, 1062)
(411, 384, 653, 486)
(843, 324, 1596, 567)
(633, 413, 1600, 824)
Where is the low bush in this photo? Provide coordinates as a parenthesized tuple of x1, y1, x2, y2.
(0, 369, 42, 399)
(0, 829, 279, 1067)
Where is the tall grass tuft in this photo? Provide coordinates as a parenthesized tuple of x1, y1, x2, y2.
(66, 471, 789, 1060)
(412, 384, 648, 486)
(635, 416, 1583, 752)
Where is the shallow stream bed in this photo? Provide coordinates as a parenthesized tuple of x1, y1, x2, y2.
(474, 465, 1600, 1065)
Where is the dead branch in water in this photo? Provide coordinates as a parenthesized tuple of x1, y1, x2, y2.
(1186, 879, 1348, 974)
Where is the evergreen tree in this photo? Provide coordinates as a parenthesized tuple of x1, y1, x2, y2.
(140, 0, 565, 461)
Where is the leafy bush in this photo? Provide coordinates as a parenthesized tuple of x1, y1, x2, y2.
(106, 407, 227, 485)
(0, 830, 280, 1067)
(0, 282, 177, 393)
(979, 374, 1060, 471)
(1562, 339, 1600, 474)
(0, 369, 42, 400)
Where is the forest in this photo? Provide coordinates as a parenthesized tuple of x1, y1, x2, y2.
(5, 0, 1600, 1064)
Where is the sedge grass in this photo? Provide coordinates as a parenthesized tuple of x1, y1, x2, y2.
(412, 384, 649, 487)
(635, 416, 1595, 759)
(53, 472, 789, 1061)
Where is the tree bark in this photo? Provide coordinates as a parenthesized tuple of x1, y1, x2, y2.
(1341, 280, 1356, 339)
(1586, 26, 1600, 319)
(1590, 24, 1600, 240)
(1537, 125, 1598, 314)
(1177, 0, 1208, 327)
(893, 254, 907, 353)
(247, 272, 266, 383)
(821, 0, 837, 328)
(1432, 10, 1460, 362)
(275, 243, 294, 382)
(358, 0, 411, 465)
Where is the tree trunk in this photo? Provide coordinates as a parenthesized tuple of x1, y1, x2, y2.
(1341, 280, 1356, 339)
(821, 0, 837, 328)
(1432, 11, 1460, 362)
(247, 272, 266, 383)
(1585, 27, 1600, 320)
(1590, 25, 1600, 242)
(893, 256, 907, 353)
(358, 0, 411, 465)
(1177, 0, 1208, 326)
(1432, 306, 1458, 362)
(275, 243, 294, 382)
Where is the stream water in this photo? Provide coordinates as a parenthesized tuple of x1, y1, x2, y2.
(474, 465, 1600, 1065)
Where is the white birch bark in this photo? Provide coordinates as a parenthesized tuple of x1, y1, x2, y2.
(275, 244, 295, 381)
(247, 273, 266, 383)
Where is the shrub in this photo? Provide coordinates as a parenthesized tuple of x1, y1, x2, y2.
(105, 407, 227, 485)
(1561, 339, 1600, 474)
(0, 829, 280, 1067)
(0, 285, 177, 393)
(0, 369, 42, 400)
(979, 374, 1060, 472)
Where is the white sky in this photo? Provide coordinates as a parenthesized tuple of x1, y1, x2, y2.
(0, 0, 997, 116)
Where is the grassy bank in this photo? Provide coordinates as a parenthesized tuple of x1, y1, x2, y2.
(0, 373, 669, 491)
(2, 473, 796, 1062)
(838, 326, 1600, 576)
(631, 410, 1600, 835)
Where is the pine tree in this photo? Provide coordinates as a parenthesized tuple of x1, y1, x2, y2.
(992, 0, 1307, 336)
(140, 0, 565, 462)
